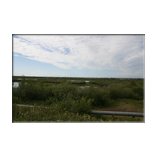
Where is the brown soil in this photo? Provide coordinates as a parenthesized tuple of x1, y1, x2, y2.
(93, 102, 144, 113)
(95, 106, 143, 112)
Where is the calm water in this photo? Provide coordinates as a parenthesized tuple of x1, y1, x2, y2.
(12, 82, 27, 88)
(15, 78, 37, 80)
(13, 81, 91, 88)
(67, 80, 90, 82)
(12, 82, 20, 88)
(12, 82, 91, 89)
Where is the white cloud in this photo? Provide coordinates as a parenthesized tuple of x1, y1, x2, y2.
(13, 35, 144, 76)
(13, 54, 19, 57)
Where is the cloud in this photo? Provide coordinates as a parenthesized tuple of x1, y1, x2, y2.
(13, 35, 144, 76)
(13, 54, 19, 57)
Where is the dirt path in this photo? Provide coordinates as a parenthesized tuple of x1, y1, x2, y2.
(95, 106, 143, 113)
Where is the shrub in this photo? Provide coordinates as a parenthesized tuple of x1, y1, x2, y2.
(109, 88, 120, 99)
(132, 86, 144, 100)
(130, 80, 136, 86)
(109, 87, 137, 100)
(44, 97, 56, 106)
(13, 97, 18, 104)
(71, 97, 92, 114)
(47, 97, 92, 115)
(76, 87, 110, 107)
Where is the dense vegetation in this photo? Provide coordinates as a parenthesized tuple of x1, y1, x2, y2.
(12, 76, 144, 122)
(13, 104, 143, 122)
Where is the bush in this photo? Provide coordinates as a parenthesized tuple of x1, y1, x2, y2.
(71, 97, 92, 114)
(132, 86, 144, 100)
(13, 78, 144, 112)
(44, 97, 57, 106)
(46, 97, 92, 114)
(109, 87, 137, 100)
(13, 97, 18, 104)
(13, 104, 104, 122)
(76, 87, 110, 107)
(130, 80, 136, 86)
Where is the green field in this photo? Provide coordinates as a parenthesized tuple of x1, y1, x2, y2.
(12, 76, 144, 122)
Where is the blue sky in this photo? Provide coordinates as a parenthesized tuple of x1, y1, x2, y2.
(13, 35, 144, 78)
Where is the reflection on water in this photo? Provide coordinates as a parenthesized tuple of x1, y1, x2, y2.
(67, 80, 82, 82)
(78, 86, 90, 89)
(67, 80, 90, 83)
(78, 86, 97, 89)
(12, 81, 94, 89)
(12, 82, 27, 88)
(12, 82, 20, 88)
(14, 78, 37, 80)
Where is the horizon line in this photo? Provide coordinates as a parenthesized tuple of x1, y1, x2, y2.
(12, 75, 144, 79)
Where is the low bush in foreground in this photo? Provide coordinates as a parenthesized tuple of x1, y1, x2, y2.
(12, 105, 143, 122)
(44, 97, 92, 114)
(13, 105, 103, 122)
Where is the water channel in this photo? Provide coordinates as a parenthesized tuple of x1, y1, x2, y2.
(13, 80, 91, 88)
(12, 82, 20, 88)
(12, 82, 27, 88)
(12, 82, 94, 89)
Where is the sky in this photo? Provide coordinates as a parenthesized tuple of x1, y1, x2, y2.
(13, 35, 144, 78)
